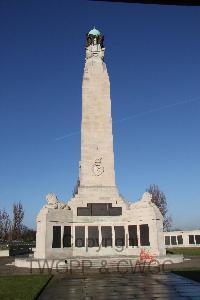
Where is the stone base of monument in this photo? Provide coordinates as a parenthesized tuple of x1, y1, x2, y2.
(14, 254, 183, 270)
(34, 191, 168, 260)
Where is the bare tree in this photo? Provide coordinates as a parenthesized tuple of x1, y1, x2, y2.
(0, 209, 11, 241)
(12, 202, 24, 240)
(147, 184, 172, 231)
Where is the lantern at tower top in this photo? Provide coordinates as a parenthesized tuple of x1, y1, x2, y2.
(85, 27, 105, 61)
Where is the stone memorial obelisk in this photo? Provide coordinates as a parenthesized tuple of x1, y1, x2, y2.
(32, 27, 167, 261)
(80, 27, 115, 188)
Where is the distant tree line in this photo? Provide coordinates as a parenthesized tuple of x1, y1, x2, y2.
(0, 202, 36, 242)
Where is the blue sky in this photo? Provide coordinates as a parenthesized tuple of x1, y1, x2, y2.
(0, 0, 200, 230)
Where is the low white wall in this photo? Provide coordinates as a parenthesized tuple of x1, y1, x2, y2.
(0, 250, 9, 257)
(164, 230, 200, 248)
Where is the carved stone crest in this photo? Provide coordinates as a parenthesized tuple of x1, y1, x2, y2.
(92, 157, 104, 176)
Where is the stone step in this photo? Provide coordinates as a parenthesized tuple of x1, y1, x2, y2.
(14, 254, 183, 269)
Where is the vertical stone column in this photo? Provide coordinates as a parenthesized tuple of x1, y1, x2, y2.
(61, 225, 64, 249)
(182, 233, 188, 247)
(99, 225, 102, 251)
(112, 226, 115, 250)
(125, 224, 129, 249)
(137, 224, 140, 247)
(85, 225, 88, 252)
(72, 225, 75, 249)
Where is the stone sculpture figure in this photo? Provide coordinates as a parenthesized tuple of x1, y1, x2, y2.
(45, 193, 70, 210)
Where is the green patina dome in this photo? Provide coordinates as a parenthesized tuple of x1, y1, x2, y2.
(88, 27, 101, 36)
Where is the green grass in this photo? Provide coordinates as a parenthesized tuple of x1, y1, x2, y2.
(0, 274, 52, 300)
(173, 270, 200, 283)
(167, 247, 200, 256)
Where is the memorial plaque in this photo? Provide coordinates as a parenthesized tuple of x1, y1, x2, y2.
(77, 203, 122, 216)
(52, 226, 61, 248)
(189, 235, 195, 244)
(88, 226, 99, 247)
(101, 226, 112, 247)
(128, 225, 138, 246)
(75, 226, 85, 247)
(77, 206, 90, 216)
(165, 236, 170, 245)
(195, 235, 200, 244)
(63, 226, 71, 248)
(177, 235, 183, 245)
(91, 203, 108, 216)
(140, 224, 150, 246)
(109, 205, 122, 216)
(171, 236, 177, 245)
(114, 226, 125, 246)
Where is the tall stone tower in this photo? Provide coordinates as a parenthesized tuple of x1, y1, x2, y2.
(80, 27, 115, 187)
(32, 27, 166, 261)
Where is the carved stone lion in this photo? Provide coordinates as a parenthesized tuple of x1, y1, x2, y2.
(45, 193, 70, 210)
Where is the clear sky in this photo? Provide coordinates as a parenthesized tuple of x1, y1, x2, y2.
(0, 0, 200, 230)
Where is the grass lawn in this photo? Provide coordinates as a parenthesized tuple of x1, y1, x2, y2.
(0, 274, 52, 300)
(173, 270, 200, 283)
(167, 247, 200, 256)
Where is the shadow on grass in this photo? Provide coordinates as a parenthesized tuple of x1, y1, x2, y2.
(0, 274, 53, 300)
(173, 270, 200, 283)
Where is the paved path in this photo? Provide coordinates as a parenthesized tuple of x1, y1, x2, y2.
(39, 272, 200, 300)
